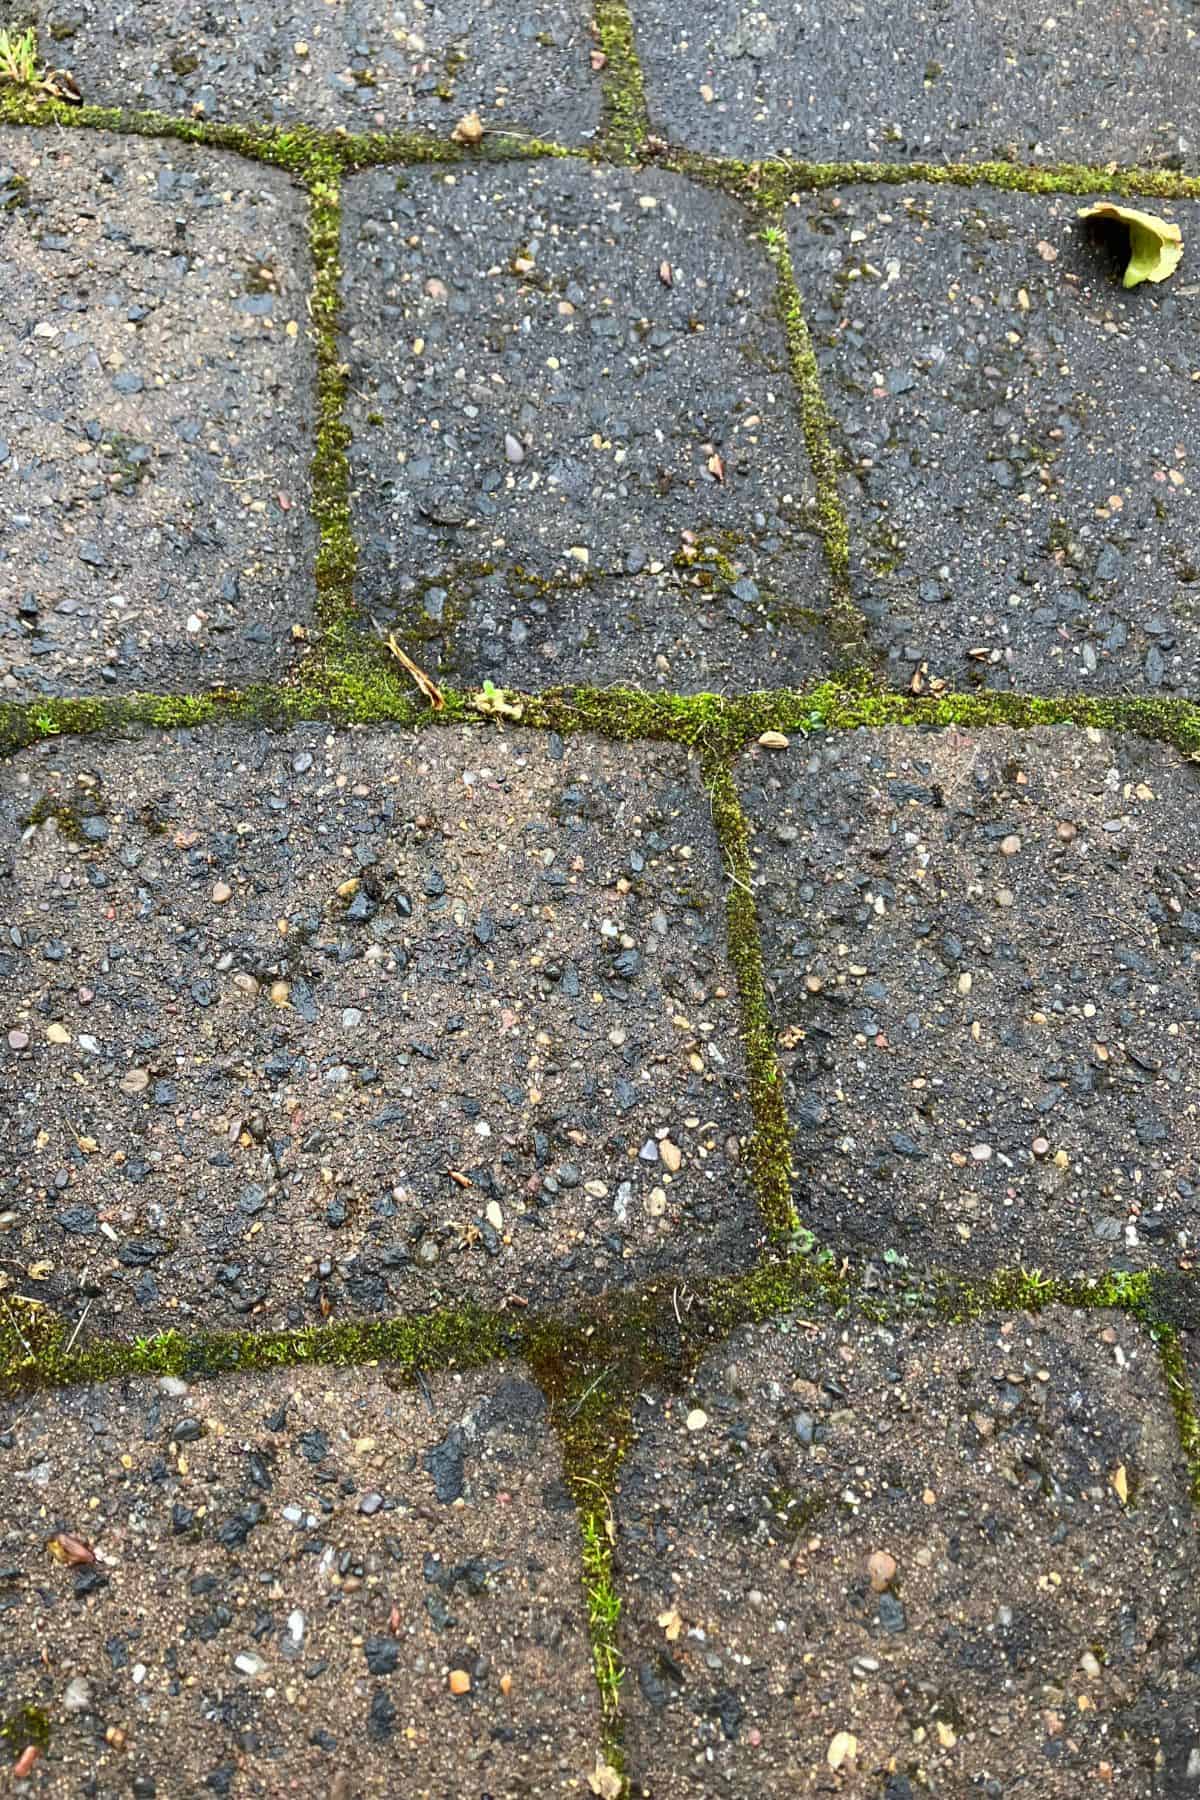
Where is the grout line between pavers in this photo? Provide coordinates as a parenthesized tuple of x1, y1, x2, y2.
(8, 80, 1200, 202)
(758, 214, 871, 671)
(593, 0, 651, 161)
(4, 677, 1200, 761)
(704, 757, 798, 1239)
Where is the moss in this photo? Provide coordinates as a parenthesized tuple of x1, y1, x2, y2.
(2, 1301, 512, 1395)
(593, 0, 650, 161)
(704, 761, 797, 1238)
(0, 1706, 50, 1756)
(1155, 1329, 1200, 1504)
(759, 221, 868, 669)
(306, 162, 358, 634)
(663, 147, 1200, 205)
(20, 793, 93, 841)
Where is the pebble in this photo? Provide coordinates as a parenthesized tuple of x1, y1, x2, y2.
(757, 731, 790, 750)
(7, 1029, 29, 1050)
(827, 1731, 857, 1770)
(504, 432, 524, 464)
(867, 1549, 896, 1592)
(63, 1676, 93, 1714)
(1000, 834, 1022, 856)
(212, 882, 233, 903)
(685, 1408, 709, 1431)
(448, 1669, 471, 1695)
(46, 1023, 70, 1044)
(234, 1653, 265, 1677)
(658, 1139, 682, 1173)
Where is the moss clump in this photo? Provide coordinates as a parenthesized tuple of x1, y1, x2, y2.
(593, 0, 650, 161)
(0, 1705, 50, 1755)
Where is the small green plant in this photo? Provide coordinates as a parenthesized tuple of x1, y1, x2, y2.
(580, 1500, 623, 1715)
(0, 27, 40, 88)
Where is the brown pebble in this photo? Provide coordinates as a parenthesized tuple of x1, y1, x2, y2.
(7, 1029, 29, 1051)
(1057, 821, 1077, 841)
(1032, 1136, 1050, 1157)
(212, 881, 233, 903)
(448, 1669, 471, 1696)
(1000, 834, 1022, 856)
(867, 1549, 897, 1592)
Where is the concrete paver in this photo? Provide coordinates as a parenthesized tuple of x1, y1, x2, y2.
(0, 130, 315, 697)
(633, 0, 1200, 165)
(616, 1309, 1200, 1796)
(0, 724, 758, 1340)
(31, 0, 601, 141)
(739, 726, 1200, 1276)
(341, 162, 833, 693)
(0, 1360, 600, 1794)
(788, 186, 1200, 695)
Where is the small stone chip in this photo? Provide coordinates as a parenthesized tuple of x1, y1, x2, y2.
(757, 730, 790, 750)
(448, 1669, 472, 1695)
(827, 1731, 858, 1770)
(212, 881, 233, 903)
(867, 1549, 897, 1592)
(685, 1408, 709, 1432)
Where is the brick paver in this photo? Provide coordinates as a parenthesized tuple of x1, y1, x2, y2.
(0, 724, 757, 1341)
(616, 1309, 1200, 1796)
(27, 0, 601, 139)
(0, 1360, 600, 1793)
(1, 2, 1198, 1790)
(788, 185, 1200, 694)
(342, 162, 832, 692)
(631, 0, 1200, 165)
(0, 131, 315, 697)
(739, 725, 1200, 1276)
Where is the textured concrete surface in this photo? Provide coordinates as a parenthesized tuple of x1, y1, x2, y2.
(0, 1360, 601, 1794)
(788, 186, 1200, 695)
(616, 1310, 1200, 1796)
(0, 724, 758, 1341)
(739, 726, 1200, 1276)
(341, 162, 833, 692)
(633, 0, 1200, 165)
(0, 131, 315, 698)
(32, 0, 602, 140)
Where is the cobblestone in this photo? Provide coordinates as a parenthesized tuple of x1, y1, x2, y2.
(0, 131, 315, 697)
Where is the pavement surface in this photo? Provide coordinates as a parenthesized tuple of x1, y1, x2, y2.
(1, 3, 1199, 1795)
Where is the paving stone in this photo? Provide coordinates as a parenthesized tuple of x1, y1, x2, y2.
(0, 131, 315, 698)
(634, 0, 1200, 165)
(787, 186, 1200, 695)
(0, 1359, 600, 1793)
(0, 724, 758, 1340)
(35, 0, 600, 141)
(616, 1308, 1200, 1797)
(738, 726, 1200, 1276)
(341, 162, 832, 693)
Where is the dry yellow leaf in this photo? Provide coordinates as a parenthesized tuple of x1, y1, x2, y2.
(1111, 1463, 1129, 1505)
(657, 1607, 683, 1641)
(1077, 203, 1183, 288)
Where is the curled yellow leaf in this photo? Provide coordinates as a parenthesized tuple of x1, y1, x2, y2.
(1077, 203, 1183, 288)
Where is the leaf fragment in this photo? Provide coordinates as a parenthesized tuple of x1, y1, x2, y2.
(1077, 202, 1183, 288)
(380, 632, 444, 710)
(1111, 1462, 1129, 1505)
(47, 1531, 96, 1567)
(588, 1757, 623, 1800)
(472, 679, 524, 720)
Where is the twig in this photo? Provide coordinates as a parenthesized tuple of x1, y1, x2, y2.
(568, 1365, 613, 1419)
(62, 1299, 92, 1359)
(1, 1297, 33, 1359)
